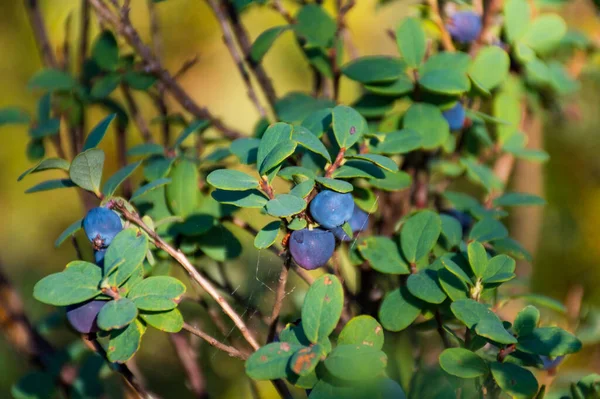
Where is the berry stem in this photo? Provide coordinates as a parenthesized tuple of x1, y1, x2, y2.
(325, 147, 346, 178)
(182, 323, 248, 360)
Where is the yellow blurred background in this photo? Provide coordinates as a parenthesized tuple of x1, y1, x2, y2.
(1, 0, 600, 397)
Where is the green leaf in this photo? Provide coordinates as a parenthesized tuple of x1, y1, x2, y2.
(364, 77, 414, 96)
(33, 261, 102, 306)
(54, 218, 83, 248)
(288, 218, 307, 230)
(107, 320, 144, 363)
(28, 68, 76, 91)
(375, 129, 422, 154)
(295, 4, 336, 48)
(301, 108, 332, 138)
(139, 308, 184, 332)
(403, 103, 449, 150)
(92, 31, 119, 70)
(522, 14, 567, 53)
(289, 344, 324, 376)
(338, 315, 384, 350)
(513, 306, 540, 337)
(104, 228, 149, 286)
(127, 143, 165, 157)
(440, 214, 462, 249)
(275, 93, 334, 124)
(420, 69, 470, 95)
(102, 161, 142, 197)
(265, 194, 307, 217)
(29, 119, 60, 139)
(438, 269, 469, 301)
(504, 0, 531, 43)
(207, 169, 258, 191)
(69, 149, 105, 194)
(324, 344, 387, 381)
(257, 122, 293, 170)
(347, 154, 398, 172)
(230, 138, 260, 164)
(341, 56, 406, 84)
(18, 157, 70, 181)
(467, 241, 488, 278)
(290, 179, 315, 198)
(259, 140, 297, 175)
(254, 221, 281, 249)
(517, 327, 582, 357)
(173, 120, 210, 148)
(292, 126, 331, 162)
(250, 25, 290, 63)
(421, 52, 471, 74)
(493, 193, 545, 207)
(469, 217, 508, 242)
(245, 342, 302, 380)
(91, 74, 121, 98)
(301, 274, 344, 343)
(25, 178, 76, 193)
(439, 348, 488, 378)
(490, 362, 539, 399)
(369, 170, 412, 191)
(123, 71, 156, 90)
(211, 189, 268, 208)
(315, 177, 353, 193)
(400, 210, 442, 263)
(378, 286, 422, 332)
(483, 255, 516, 283)
(469, 46, 510, 93)
(475, 318, 518, 344)
(331, 105, 367, 149)
(450, 299, 496, 329)
(130, 178, 171, 202)
(441, 256, 472, 285)
(128, 276, 186, 311)
(357, 236, 410, 274)
(396, 17, 426, 68)
(461, 158, 503, 192)
(0, 107, 30, 125)
(166, 160, 199, 217)
(97, 298, 138, 331)
(407, 269, 446, 304)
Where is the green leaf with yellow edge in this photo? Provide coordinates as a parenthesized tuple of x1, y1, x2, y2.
(338, 315, 384, 350)
(69, 149, 105, 195)
(467, 241, 488, 278)
(256, 122, 293, 170)
(139, 308, 184, 332)
(259, 140, 297, 175)
(292, 125, 331, 162)
(128, 276, 186, 311)
(245, 342, 303, 380)
(265, 194, 307, 217)
(211, 189, 268, 208)
(301, 274, 344, 343)
(254, 221, 281, 249)
(347, 153, 398, 172)
(33, 261, 102, 306)
(331, 105, 367, 149)
(104, 229, 149, 286)
(250, 25, 291, 63)
(315, 177, 353, 193)
(107, 320, 144, 364)
(289, 344, 324, 376)
(97, 298, 138, 331)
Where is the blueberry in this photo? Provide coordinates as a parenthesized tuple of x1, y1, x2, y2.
(83, 207, 123, 249)
(309, 190, 354, 229)
(289, 228, 335, 270)
(446, 11, 482, 43)
(442, 103, 466, 131)
(94, 249, 106, 268)
(66, 300, 106, 334)
(332, 206, 370, 241)
(541, 355, 564, 371)
(442, 209, 473, 235)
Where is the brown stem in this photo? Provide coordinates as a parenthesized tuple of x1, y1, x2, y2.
(259, 176, 275, 199)
(427, 0, 455, 52)
(222, 0, 278, 110)
(325, 147, 346, 178)
(470, 0, 504, 56)
(329, 0, 355, 102)
(267, 254, 291, 343)
(182, 322, 248, 360)
(173, 55, 200, 80)
(271, 379, 293, 399)
(206, 0, 267, 118)
(270, 0, 295, 24)
(88, 0, 244, 139)
(112, 201, 261, 350)
(61, 13, 72, 71)
(121, 84, 154, 143)
(115, 122, 133, 198)
(23, 0, 58, 68)
(497, 343, 516, 362)
(169, 333, 208, 398)
(435, 310, 450, 348)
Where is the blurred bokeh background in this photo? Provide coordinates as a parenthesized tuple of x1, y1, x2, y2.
(1, 0, 600, 397)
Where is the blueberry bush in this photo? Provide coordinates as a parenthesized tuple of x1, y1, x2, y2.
(3, 0, 600, 398)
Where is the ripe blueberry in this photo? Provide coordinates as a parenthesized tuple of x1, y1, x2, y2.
(541, 355, 564, 371)
(94, 249, 106, 268)
(289, 228, 335, 270)
(442, 209, 472, 235)
(66, 299, 106, 333)
(309, 190, 354, 229)
(332, 206, 370, 241)
(446, 11, 482, 44)
(442, 103, 466, 131)
(83, 207, 123, 249)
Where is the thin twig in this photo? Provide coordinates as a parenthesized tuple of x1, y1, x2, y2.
(270, 0, 295, 24)
(88, 0, 244, 139)
(267, 254, 290, 343)
(169, 333, 208, 398)
(182, 323, 248, 360)
(427, 0, 455, 52)
(206, 0, 267, 118)
(330, 0, 356, 101)
(23, 0, 58, 68)
(115, 122, 133, 198)
(470, 0, 503, 55)
(112, 200, 261, 351)
(173, 55, 200, 81)
(121, 85, 154, 143)
(61, 13, 72, 71)
(222, 0, 278, 110)
(76, 0, 91, 153)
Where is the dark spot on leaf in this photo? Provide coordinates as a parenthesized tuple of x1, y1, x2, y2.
(260, 355, 267, 362)
(324, 276, 332, 285)
(324, 295, 330, 303)
(350, 126, 356, 135)
(280, 342, 291, 352)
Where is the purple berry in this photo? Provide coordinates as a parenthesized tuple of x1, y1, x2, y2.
(540, 355, 564, 371)
(442, 103, 466, 131)
(446, 11, 482, 44)
(83, 207, 123, 249)
(289, 228, 335, 270)
(66, 300, 106, 333)
(309, 190, 354, 229)
(332, 206, 370, 241)
(94, 249, 106, 268)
